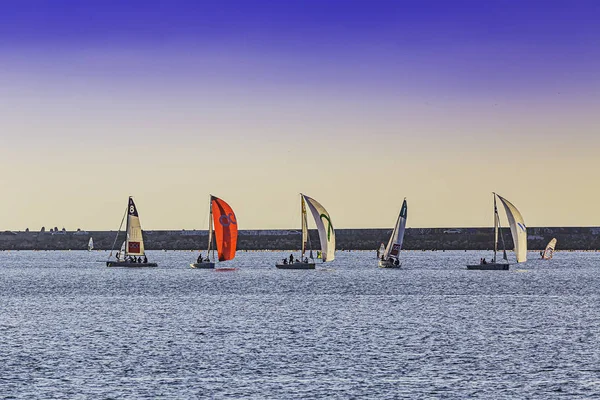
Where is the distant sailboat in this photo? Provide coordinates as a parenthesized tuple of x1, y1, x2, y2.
(377, 242, 385, 259)
(276, 194, 335, 269)
(379, 198, 407, 268)
(88, 237, 94, 251)
(467, 193, 527, 270)
(191, 195, 238, 269)
(106, 197, 157, 267)
(541, 238, 557, 260)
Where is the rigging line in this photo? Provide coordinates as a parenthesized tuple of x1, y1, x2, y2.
(107, 204, 128, 261)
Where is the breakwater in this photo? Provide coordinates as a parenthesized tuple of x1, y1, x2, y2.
(1, 227, 599, 251)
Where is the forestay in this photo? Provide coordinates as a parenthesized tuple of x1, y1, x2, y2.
(497, 195, 527, 263)
(302, 194, 335, 262)
(384, 199, 407, 260)
(126, 197, 145, 256)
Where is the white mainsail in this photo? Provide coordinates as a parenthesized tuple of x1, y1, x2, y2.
(88, 237, 94, 251)
(497, 194, 527, 263)
(542, 238, 557, 260)
(302, 194, 335, 262)
(384, 198, 407, 260)
(125, 197, 145, 257)
(301, 195, 308, 257)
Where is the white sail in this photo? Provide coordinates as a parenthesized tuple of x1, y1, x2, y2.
(377, 242, 385, 258)
(125, 197, 145, 256)
(88, 237, 94, 251)
(301, 196, 308, 256)
(542, 238, 557, 260)
(497, 194, 527, 263)
(384, 199, 407, 260)
(118, 241, 126, 261)
(302, 194, 335, 262)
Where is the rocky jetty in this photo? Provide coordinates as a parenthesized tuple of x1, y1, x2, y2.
(0, 227, 598, 251)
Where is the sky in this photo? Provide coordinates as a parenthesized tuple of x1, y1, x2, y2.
(0, 0, 599, 230)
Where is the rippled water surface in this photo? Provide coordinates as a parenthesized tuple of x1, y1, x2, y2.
(1, 250, 600, 399)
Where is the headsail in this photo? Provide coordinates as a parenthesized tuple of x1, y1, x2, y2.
(118, 241, 126, 261)
(377, 242, 385, 258)
(384, 199, 407, 260)
(125, 197, 145, 256)
(497, 194, 527, 263)
(542, 238, 557, 260)
(88, 237, 94, 251)
(211, 196, 238, 262)
(302, 194, 335, 262)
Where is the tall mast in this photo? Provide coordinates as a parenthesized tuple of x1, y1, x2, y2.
(493, 193, 498, 263)
(207, 196, 214, 261)
(301, 194, 306, 257)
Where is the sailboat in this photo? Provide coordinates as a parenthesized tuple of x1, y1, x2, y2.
(106, 196, 157, 267)
(467, 193, 527, 270)
(377, 242, 385, 259)
(87, 237, 94, 251)
(191, 195, 238, 269)
(541, 238, 557, 260)
(379, 198, 407, 268)
(276, 194, 335, 269)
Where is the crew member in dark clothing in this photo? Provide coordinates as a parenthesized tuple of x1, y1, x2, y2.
(289, 254, 294, 264)
(197, 254, 203, 264)
(143, 255, 148, 263)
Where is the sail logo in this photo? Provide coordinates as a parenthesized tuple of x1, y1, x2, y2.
(128, 241, 140, 253)
(518, 223, 526, 232)
(219, 213, 237, 227)
(320, 214, 334, 241)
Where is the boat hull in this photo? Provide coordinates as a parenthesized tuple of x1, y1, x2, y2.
(276, 262, 315, 270)
(106, 261, 158, 268)
(378, 259, 402, 268)
(190, 262, 216, 269)
(466, 263, 509, 270)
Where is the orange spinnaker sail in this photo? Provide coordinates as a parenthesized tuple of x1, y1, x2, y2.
(211, 196, 238, 261)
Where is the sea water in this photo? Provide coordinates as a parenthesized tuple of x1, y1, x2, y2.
(1, 250, 599, 398)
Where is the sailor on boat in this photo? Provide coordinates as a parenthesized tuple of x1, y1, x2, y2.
(289, 254, 294, 264)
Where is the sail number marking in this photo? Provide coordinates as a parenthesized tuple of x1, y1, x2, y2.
(219, 213, 237, 227)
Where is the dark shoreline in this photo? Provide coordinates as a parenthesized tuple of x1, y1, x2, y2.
(1, 227, 599, 251)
